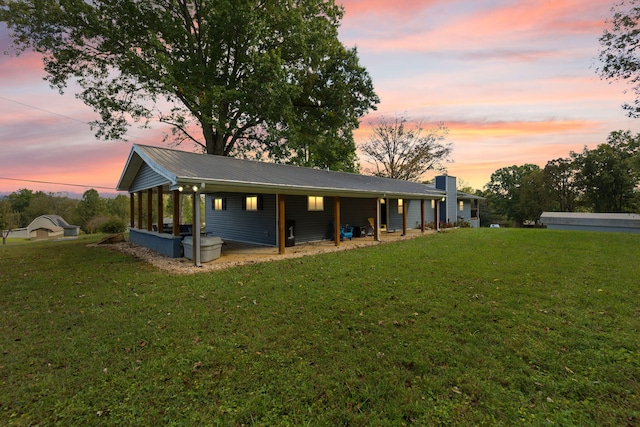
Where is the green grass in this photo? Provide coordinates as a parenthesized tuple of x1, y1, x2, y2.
(1, 229, 638, 426)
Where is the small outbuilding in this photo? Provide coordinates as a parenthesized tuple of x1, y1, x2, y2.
(540, 212, 640, 233)
(4, 215, 80, 240)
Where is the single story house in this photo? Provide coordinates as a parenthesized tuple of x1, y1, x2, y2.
(4, 215, 80, 240)
(116, 144, 479, 264)
(540, 212, 640, 233)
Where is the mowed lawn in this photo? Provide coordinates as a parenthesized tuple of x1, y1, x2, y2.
(0, 229, 638, 426)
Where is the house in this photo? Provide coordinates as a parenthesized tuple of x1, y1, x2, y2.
(116, 144, 479, 264)
(430, 175, 482, 228)
(4, 215, 80, 240)
(540, 212, 640, 233)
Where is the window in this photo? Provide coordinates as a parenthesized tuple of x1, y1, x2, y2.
(243, 195, 263, 211)
(398, 199, 404, 214)
(212, 198, 226, 211)
(459, 201, 464, 211)
(308, 196, 324, 211)
(246, 196, 258, 211)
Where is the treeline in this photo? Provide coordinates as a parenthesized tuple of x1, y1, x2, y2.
(0, 189, 130, 234)
(479, 130, 640, 226)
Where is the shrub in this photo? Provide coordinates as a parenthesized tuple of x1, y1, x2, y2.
(98, 218, 127, 234)
(84, 215, 109, 234)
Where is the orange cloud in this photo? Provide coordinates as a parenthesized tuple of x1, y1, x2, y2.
(449, 119, 599, 139)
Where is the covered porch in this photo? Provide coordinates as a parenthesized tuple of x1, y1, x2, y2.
(117, 144, 447, 266)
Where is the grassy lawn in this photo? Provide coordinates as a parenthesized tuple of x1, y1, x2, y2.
(0, 229, 638, 426)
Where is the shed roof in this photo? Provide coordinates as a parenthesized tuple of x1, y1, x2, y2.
(27, 215, 78, 233)
(117, 144, 447, 199)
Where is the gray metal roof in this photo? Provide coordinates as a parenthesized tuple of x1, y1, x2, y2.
(117, 144, 447, 199)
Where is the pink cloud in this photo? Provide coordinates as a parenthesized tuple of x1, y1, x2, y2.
(339, 0, 442, 17)
(342, 0, 610, 54)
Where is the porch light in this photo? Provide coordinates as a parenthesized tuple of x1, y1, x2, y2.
(192, 185, 198, 192)
(431, 200, 435, 209)
(178, 186, 184, 192)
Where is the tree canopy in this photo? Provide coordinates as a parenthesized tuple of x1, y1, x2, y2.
(482, 130, 640, 224)
(571, 130, 640, 212)
(598, 0, 640, 117)
(0, 0, 378, 171)
(361, 115, 452, 181)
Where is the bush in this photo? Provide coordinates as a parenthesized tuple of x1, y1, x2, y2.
(98, 218, 127, 234)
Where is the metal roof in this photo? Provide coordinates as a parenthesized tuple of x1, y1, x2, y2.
(117, 144, 447, 199)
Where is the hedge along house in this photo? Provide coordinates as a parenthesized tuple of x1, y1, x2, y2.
(116, 144, 452, 264)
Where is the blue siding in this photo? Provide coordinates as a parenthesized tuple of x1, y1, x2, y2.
(339, 197, 377, 233)
(205, 193, 277, 246)
(205, 194, 383, 245)
(129, 228, 183, 258)
(130, 163, 168, 192)
(458, 200, 471, 222)
(406, 200, 423, 229)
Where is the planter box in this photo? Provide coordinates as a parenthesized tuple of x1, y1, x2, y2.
(183, 236, 224, 263)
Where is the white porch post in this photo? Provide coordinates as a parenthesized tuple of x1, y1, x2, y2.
(192, 189, 201, 267)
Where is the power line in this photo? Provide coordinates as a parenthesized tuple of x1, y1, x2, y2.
(0, 95, 90, 125)
(0, 176, 115, 190)
(0, 95, 168, 146)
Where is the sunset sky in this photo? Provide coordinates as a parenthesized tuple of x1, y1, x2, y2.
(2, 0, 640, 195)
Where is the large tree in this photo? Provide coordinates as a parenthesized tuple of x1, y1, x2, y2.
(484, 164, 541, 224)
(598, 0, 640, 117)
(571, 130, 640, 212)
(361, 115, 452, 181)
(0, 0, 378, 170)
(543, 157, 579, 212)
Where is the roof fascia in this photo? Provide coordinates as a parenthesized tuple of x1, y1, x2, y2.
(116, 145, 179, 191)
(175, 177, 447, 199)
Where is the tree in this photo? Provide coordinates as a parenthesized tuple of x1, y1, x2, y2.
(77, 189, 107, 232)
(0, 0, 378, 170)
(6, 188, 33, 227)
(361, 115, 452, 181)
(571, 131, 640, 212)
(598, 0, 640, 117)
(543, 157, 579, 212)
(0, 199, 19, 244)
(484, 164, 541, 224)
(516, 169, 555, 223)
(107, 194, 131, 223)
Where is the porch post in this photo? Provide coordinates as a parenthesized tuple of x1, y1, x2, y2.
(334, 196, 341, 246)
(194, 192, 202, 267)
(278, 194, 286, 255)
(435, 200, 440, 231)
(420, 199, 425, 233)
(374, 198, 381, 242)
(172, 190, 180, 236)
(137, 191, 143, 230)
(146, 188, 153, 231)
(157, 185, 164, 233)
(402, 199, 407, 236)
(130, 193, 135, 229)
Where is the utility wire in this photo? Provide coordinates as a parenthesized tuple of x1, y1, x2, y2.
(0, 176, 114, 190)
(0, 95, 90, 125)
(0, 95, 163, 145)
